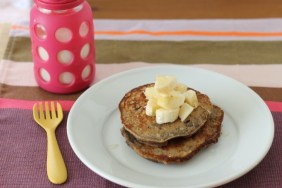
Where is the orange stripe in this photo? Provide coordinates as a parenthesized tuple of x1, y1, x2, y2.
(11, 24, 282, 37)
(11, 25, 30, 30)
(95, 30, 282, 37)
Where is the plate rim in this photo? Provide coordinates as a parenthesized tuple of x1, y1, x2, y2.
(67, 65, 275, 188)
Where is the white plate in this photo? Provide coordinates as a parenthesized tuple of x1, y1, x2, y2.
(67, 65, 274, 188)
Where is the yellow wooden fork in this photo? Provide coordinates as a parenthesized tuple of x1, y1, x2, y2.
(33, 101, 67, 184)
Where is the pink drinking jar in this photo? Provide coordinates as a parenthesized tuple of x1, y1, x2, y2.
(30, 0, 95, 94)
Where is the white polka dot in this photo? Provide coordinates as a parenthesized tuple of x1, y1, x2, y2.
(73, 4, 83, 12)
(59, 72, 74, 85)
(81, 65, 91, 80)
(79, 22, 89, 37)
(35, 24, 47, 40)
(38, 7, 51, 14)
(40, 68, 50, 82)
(53, 10, 67, 14)
(38, 46, 49, 61)
(57, 50, 73, 64)
(55, 28, 72, 43)
(80, 43, 90, 59)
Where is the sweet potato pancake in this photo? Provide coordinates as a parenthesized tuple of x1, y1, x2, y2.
(121, 105, 223, 164)
(119, 84, 213, 146)
(119, 83, 224, 164)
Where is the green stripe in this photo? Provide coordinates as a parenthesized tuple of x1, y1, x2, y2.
(96, 40, 282, 64)
(0, 24, 11, 61)
(4, 37, 32, 61)
(4, 37, 282, 64)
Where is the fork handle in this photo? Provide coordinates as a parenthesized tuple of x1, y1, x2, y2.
(46, 130, 67, 184)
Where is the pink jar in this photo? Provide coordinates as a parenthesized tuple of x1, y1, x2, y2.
(30, 0, 95, 94)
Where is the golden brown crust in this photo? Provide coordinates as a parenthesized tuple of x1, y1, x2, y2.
(121, 105, 224, 164)
(119, 83, 213, 145)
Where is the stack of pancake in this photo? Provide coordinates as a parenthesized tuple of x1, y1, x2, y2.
(119, 83, 224, 164)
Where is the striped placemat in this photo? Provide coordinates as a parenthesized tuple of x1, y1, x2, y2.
(0, 0, 281, 187)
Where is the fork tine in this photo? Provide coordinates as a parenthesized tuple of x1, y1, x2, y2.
(45, 102, 51, 119)
(33, 103, 39, 120)
(56, 102, 63, 118)
(39, 102, 44, 119)
(51, 101, 56, 118)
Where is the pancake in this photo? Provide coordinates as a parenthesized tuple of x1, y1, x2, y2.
(119, 83, 213, 146)
(121, 105, 224, 164)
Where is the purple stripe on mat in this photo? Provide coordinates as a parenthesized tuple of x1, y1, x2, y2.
(220, 111, 281, 188)
(0, 109, 124, 188)
(0, 109, 281, 187)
